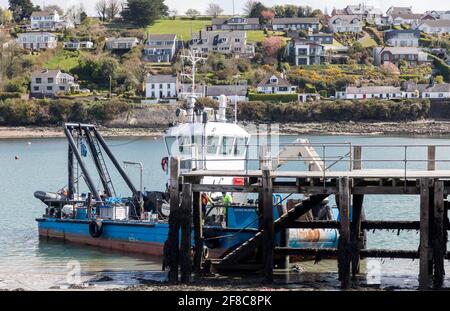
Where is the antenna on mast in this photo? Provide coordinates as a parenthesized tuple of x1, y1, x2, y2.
(180, 48, 207, 122)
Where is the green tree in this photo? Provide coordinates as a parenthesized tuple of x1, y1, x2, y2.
(121, 0, 168, 27)
(248, 2, 266, 18)
(8, 0, 36, 22)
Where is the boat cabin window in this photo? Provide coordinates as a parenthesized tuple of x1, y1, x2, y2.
(178, 136, 192, 155)
(234, 137, 248, 156)
(165, 136, 177, 155)
(220, 136, 235, 156)
(206, 136, 219, 155)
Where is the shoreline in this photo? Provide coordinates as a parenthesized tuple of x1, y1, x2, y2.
(2, 120, 450, 139)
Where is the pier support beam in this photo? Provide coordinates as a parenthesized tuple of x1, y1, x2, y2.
(428, 146, 436, 171)
(180, 183, 193, 283)
(353, 146, 362, 170)
(338, 176, 351, 289)
(167, 157, 180, 283)
(261, 168, 274, 283)
(351, 194, 364, 278)
(419, 178, 431, 290)
(192, 187, 203, 274)
(432, 180, 445, 289)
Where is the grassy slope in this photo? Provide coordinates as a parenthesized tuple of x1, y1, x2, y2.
(147, 19, 211, 40)
(45, 49, 82, 72)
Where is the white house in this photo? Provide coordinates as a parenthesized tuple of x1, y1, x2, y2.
(288, 38, 325, 65)
(105, 37, 139, 50)
(145, 75, 178, 100)
(417, 20, 450, 34)
(328, 15, 363, 33)
(403, 81, 450, 99)
(17, 32, 57, 50)
(205, 85, 248, 102)
(63, 41, 94, 50)
(256, 73, 297, 94)
(30, 10, 74, 30)
(337, 86, 403, 100)
(30, 10, 60, 30)
(384, 29, 420, 47)
(271, 17, 320, 32)
(30, 69, 79, 97)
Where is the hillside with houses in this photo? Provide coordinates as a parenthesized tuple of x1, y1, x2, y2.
(0, 0, 450, 125)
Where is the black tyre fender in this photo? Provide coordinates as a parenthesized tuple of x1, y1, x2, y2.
(89, 220, 103, 238)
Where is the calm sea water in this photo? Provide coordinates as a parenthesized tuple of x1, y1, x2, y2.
(1, 134, 450, 290)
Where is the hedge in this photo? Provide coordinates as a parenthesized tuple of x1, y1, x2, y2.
(0, 92, 22, 101)
(248, 93, 299, 102)
(429, 54, 450, 82)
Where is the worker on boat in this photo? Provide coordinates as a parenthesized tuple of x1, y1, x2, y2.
(201, 192, 211, 215)
(222, 192, 233, 206)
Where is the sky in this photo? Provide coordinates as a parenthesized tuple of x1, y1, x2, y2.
(0, 0, 448, 18)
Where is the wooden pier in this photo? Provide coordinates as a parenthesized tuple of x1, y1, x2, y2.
(164, 145, 450, 289)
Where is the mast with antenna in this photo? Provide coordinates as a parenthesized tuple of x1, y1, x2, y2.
(180, 49, 207, 122)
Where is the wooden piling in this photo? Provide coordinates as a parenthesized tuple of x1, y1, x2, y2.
(432, 180, 445, 289)
(353, 146, 362, 170)
(180, 183, 193, 283)
(167, 157, 180, 283)
(351, 194, 364, 278)
(428, 146, 436, 171)
(192, 187, 203, 273)
(279, 203, 290, 269)
(419, 178, 431, 290)
(261, 168, 274, 283)
(338, 176, 351, 289)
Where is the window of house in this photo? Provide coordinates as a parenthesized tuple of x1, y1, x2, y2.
(59, 86, 65, 91)
(48, 78, 54, 83)
(151, 84, 155, 89)
(35, 78, 42, 84)
(33, 86, 39, 91)
(47, 86, 52, 91)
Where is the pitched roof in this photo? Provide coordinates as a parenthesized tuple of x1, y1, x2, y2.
(31, 69, 61, 78)
(106, 37, 139, 43)
(329, 15, 362, 24)
(387, 7, 413, 15)
(147, 34, 176, 41)
(346, 85, 402, 94)
(257, 73, 292, 87)
(391, 13, 423, 20)
(384, 29, 421, 40)
(205, 85, 248, 97)
(31, 10, 57, 17)
(212, 17, 260, 26)
(146, 75, 177, 83)
(404, 82, 450, 93)
(272, 17, 319, 25)
(419, 19, 450, 28)
(19, 32, 57, 37)
(376, 46, 424, 55)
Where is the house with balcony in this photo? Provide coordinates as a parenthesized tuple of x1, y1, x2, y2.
(143, 34, 177, 63)
(271, 17, 320, 32)
(209, 16, 260, 31)
(373, 47, 428, 66)
(30, 10, 74, 30)
(17, 32, 57, 50)
(63, 40, 94, 50)
(288, 38, 325, 66)
(417, 20, 450, 34)
(190, 31, 255, 57)
(343, 3, 383, 23)
(145, 75, 179, 100)
(256, 73, 296, 94)
(328, 15, 363, 33)
(384, 29, 420, 47)
(105, 37, 139, 50)
(30, 69, 79, 97)
(306, 33, 334, 45)
(336, 85, 402, 100)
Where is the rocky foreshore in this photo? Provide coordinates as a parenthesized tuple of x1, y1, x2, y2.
(2, 120, 450, 139)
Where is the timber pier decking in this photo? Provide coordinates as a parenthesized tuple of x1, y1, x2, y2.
(164, 145, 450, 289)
